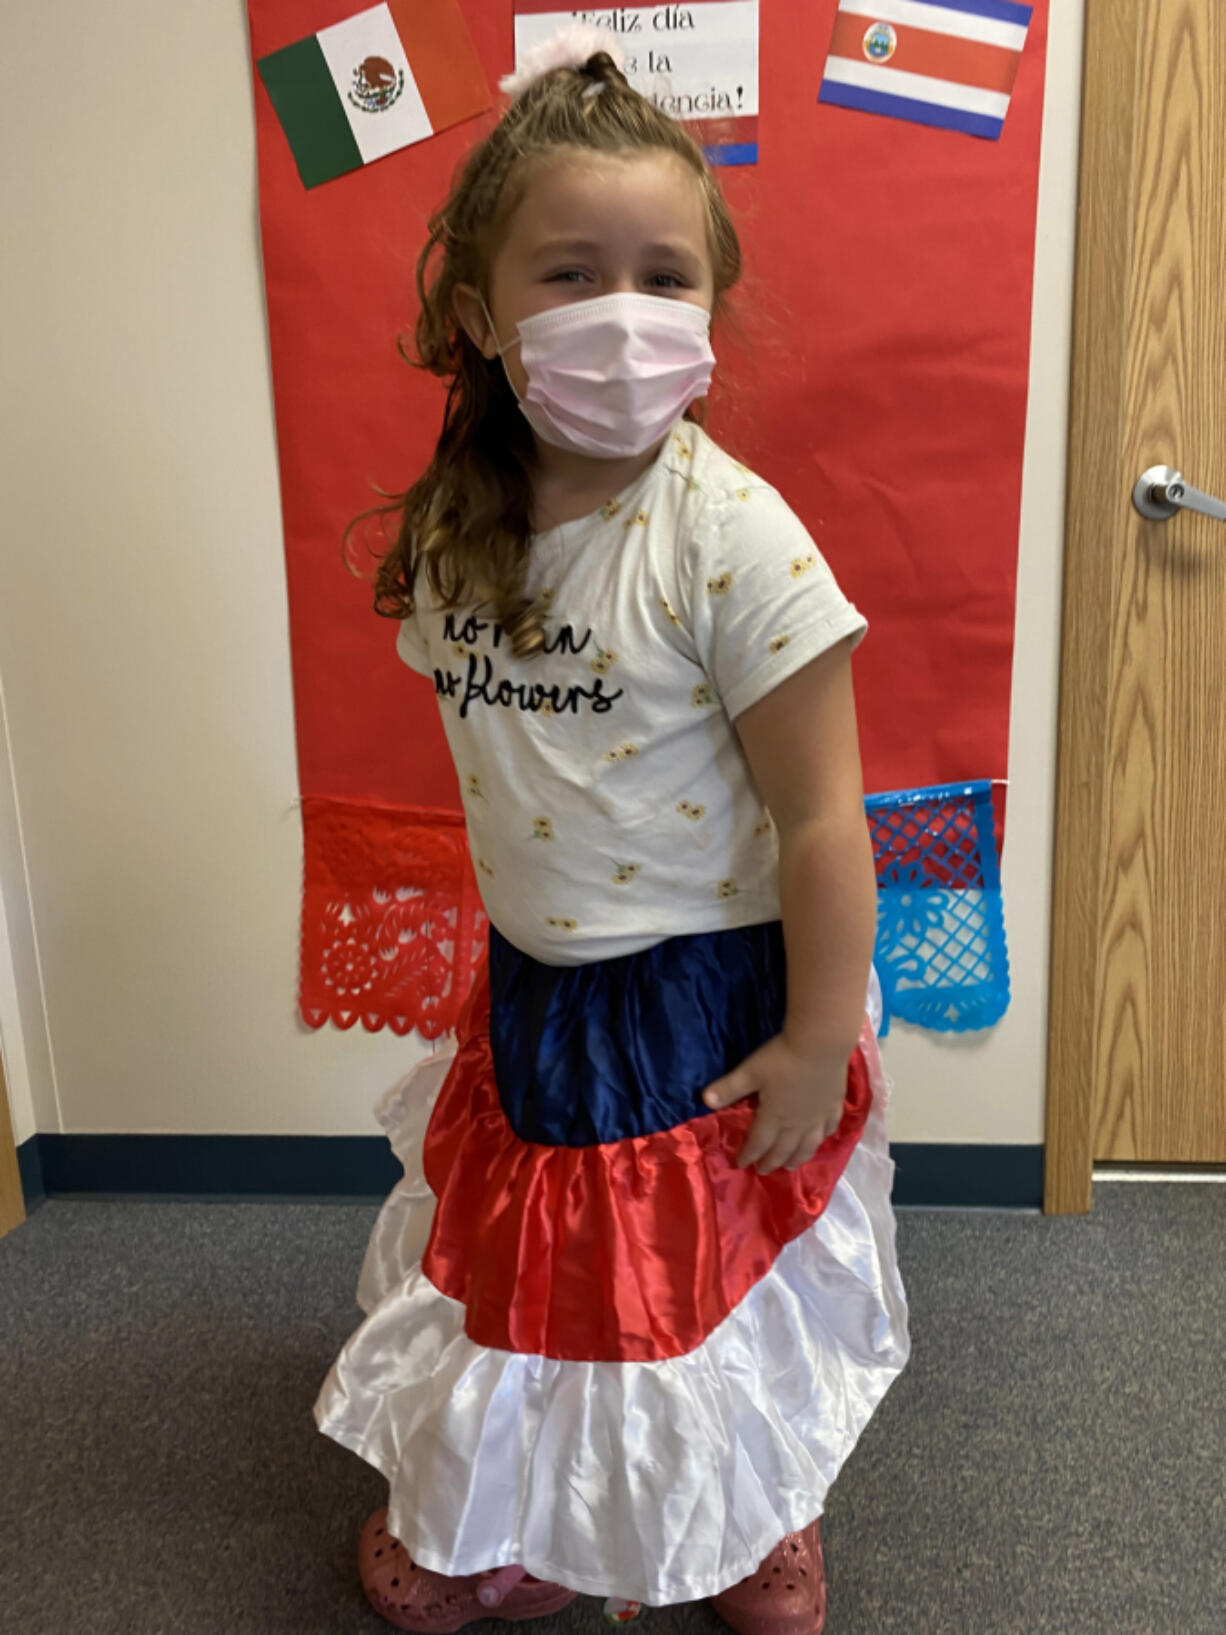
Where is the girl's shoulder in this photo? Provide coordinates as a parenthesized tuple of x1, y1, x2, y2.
(666, 421, 810, 555)
(672, 422, 772, 510)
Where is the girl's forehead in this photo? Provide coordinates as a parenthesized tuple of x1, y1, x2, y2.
(505, 149, 710, 251)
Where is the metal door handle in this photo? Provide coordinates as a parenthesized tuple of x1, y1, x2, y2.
(1133, 465, 1226, 523)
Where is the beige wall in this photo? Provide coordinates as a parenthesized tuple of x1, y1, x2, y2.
(0, 1, 1083, 1152)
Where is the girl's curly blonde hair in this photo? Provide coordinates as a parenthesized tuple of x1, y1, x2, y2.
(352, 51, 742, 659)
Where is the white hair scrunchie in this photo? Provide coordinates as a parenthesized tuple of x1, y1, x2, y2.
(498, 23, 628, 102)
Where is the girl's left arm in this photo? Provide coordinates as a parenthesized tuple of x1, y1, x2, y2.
(702, 633, 878, 1173)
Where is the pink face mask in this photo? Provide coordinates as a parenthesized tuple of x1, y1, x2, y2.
(483, 292, 716, 460)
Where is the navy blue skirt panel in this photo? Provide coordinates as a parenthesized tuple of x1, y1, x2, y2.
(487, 920, 787, 1147)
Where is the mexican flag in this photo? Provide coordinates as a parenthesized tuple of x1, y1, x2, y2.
(257, 1, 490, 189)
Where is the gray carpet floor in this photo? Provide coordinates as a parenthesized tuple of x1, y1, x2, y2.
(2, 1184, 1224, 1635)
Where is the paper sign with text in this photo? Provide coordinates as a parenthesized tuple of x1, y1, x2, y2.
(512, 2, 759, 165)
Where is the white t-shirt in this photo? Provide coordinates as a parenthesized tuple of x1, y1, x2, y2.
(397, 422, 867, 966)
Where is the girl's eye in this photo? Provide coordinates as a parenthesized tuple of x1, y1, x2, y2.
(546, 269, 591, 284)
(646, 272, 688, 290)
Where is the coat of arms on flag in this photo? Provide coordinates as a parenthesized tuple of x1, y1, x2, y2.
(819, 0, 1033, 140)
(257, 1, 490, 189)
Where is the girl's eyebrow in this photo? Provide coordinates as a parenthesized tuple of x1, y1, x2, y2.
(528, 237, 605, 257)
(529, 237, 704, 266)
(641, 241, 706, 266)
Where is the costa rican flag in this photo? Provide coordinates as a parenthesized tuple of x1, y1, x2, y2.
(819, 0, 1034, 140)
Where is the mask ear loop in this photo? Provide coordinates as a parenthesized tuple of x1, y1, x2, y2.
(479, 296, 520, 360)
(478, 296, 528, 409)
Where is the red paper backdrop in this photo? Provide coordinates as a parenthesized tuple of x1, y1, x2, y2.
(247, 0, 1048, 810)
(246, 1, 1046, 1031)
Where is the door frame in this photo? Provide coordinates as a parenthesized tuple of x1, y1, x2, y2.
(0, 1034, 24, 1237)
(0, 680, 34, 1235)
(1045, 0, 1151, 1214)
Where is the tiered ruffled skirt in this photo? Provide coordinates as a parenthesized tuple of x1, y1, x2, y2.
(315, 923, 909, 1606)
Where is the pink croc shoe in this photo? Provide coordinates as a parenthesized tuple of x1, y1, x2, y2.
(710, 1522, 826, 1635)
(358, 1508, 580, 1633)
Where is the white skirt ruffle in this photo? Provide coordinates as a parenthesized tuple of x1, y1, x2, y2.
(315, 977, 908, 1606)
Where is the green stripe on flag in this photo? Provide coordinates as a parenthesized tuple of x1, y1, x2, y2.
(258, 35, 363, 190)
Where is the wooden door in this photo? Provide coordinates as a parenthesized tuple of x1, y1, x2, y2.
(1046, 0, 1226, 1211)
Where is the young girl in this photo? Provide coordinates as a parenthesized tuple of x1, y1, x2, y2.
(316, 28, 910, 1634)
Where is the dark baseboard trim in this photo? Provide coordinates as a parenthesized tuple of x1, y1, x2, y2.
(27, 1133, 401, 1200)
(17, 1134, 1043, 1210)
(889, 1142, 1043, 1209)
(17, 1136, 46, 1210)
